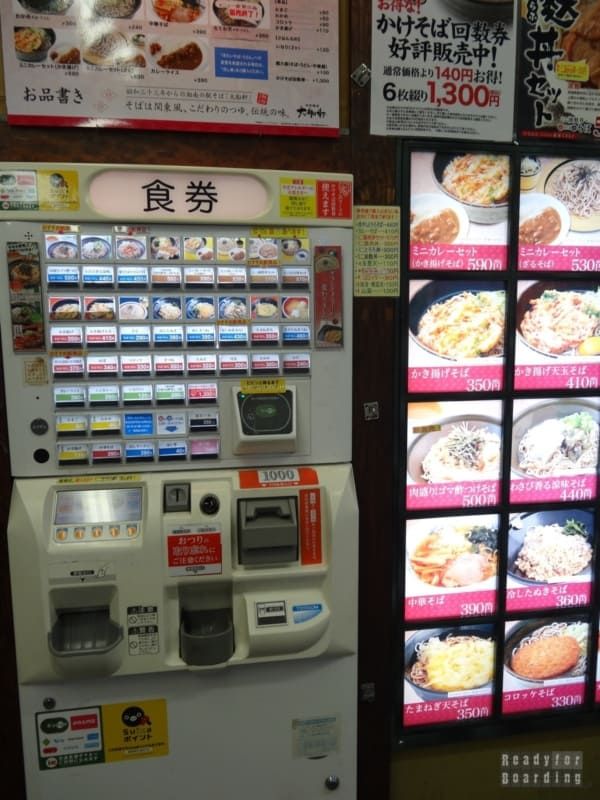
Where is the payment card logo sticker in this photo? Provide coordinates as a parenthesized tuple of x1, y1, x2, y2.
(292, 603, 323, 624)
(103, 698, 168, 763)
(36, 706, 103, 770)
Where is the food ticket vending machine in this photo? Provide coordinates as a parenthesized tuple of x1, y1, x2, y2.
(0, 163, 357, 799)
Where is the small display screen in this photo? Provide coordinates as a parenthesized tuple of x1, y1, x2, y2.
(54, 488, 142, 525)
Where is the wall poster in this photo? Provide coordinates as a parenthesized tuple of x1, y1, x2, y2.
(370, 0, 517, 141)
(1, 0, 340, 136)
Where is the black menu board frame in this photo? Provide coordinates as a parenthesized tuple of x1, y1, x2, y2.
(394, 138, 600, 748)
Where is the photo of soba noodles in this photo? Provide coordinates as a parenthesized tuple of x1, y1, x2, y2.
(409, 281, 506, 363)
(508, 509, 594, 585)
(517, 282, 600, 357)
(405, 625, 495, 699)
(545, 158, 600, 231)
(512, 400, 600, 479)
(407, 401, 503, 492)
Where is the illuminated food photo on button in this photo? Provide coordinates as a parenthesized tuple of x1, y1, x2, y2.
(49, 297, 81, 320)
(545, 159, 600, 232)
(409, 280, 505, 361)
(432, 152, 510, 224)
(405, 624, 495, 700)
(81, 236, 112, 260)
(186, 297, 216, 320)
(511, 399, 600, 479)
(504, 618, 589, 684)
(153, 297, 182, 320)
(282, 296, 309, 320)
(508, 509, 594, 586)
(516, 281, 600, 358)
(219, 296, 247, 320)
(116, 237, 146, 259)
(408, 518, 498, 590)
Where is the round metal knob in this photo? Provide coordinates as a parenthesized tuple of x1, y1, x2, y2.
(324, 775, 340, 791)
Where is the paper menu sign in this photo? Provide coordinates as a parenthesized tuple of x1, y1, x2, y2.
(1, 0, 340, 136)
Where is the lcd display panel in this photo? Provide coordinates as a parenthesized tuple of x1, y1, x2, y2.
(403, 623, 495, 727)
(408, 279, 505, 393)
(54, 488, 143, 525)
(518, 156, 600, 271)
(506, 509, 595, 614)
(510, 397, 600, 504)
(514, 280, 600, 391)
(404, 514, 499, 622)
(409, 151, 510, 272)
(502, 617, 590, 715)
(406, 400, 503, 511)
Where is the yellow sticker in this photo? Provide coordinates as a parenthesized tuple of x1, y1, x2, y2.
(57, 474, 141, 484)
(250, 226, 308, 237)
(102, 699, 168, 762)
(556, 60, 589, 82)
(279, 178, 317, 218)
(240, 378, 286, 394)
(38, 170, 80, 212)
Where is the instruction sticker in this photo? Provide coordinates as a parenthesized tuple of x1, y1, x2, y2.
(292, 715, 340, 759)
(166, 527, 222, 576)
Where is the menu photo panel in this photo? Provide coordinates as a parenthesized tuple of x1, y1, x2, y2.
(518, 155, 600, 272)
(406, 399, 503, 512)
(403, 623, 496, 728)
(409, 150, 510, 272)
(404, 513, 499, 622)
(502, 616, 591, 715)
(408, 279, 506, 393)
(506, 508, 595, 614)
(509, 397, 600, 505)
(514, 279, 600, 391)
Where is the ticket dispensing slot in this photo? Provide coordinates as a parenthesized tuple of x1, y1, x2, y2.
(238, 498, 298, 566)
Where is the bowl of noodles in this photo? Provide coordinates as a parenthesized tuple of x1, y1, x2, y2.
(508, 509, 594, 586)
(432, 152, 510, 224)
(516, 281, 600, 358)
(511, 400, 600, 479)
(405, 625, 495, 700)
(504, 619, 589, 684)
(409, 280, 506, 361)
(407, 415, 502, 485)
(409, 520, 498, 589)
(545, 158, 600, 232)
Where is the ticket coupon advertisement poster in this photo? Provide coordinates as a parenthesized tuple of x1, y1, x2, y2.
(1, 0, 340, 136)
(370, 0, 517, 141)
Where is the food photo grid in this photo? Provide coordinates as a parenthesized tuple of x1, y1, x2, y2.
(398, 144, 600, 734)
